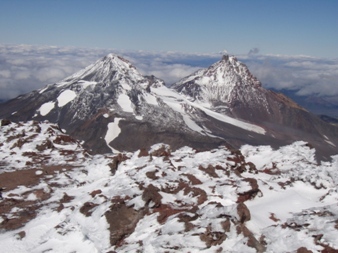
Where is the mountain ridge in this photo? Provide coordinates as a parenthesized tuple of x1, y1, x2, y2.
(0, 53, 337, 159)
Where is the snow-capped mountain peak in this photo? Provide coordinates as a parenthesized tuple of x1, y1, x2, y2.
(57, 53, 145, 88)
(172, 55, 262, 105)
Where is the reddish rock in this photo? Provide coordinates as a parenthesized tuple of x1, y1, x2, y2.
(154, 204, 183, 224)
(138, 148, 149, 157)
(198, 165, 219, 178)
(149, 144, 171, 157)
(108, 153, 128, 175)
(297, 247, 313, 253)
(237, 178, 261, 202)
(80, 202, 98, 217)
(200, 225, 227, 248)
(146, 170, 159, 180)
(60, 193, 75, 203)
(183, 173, 202, 185)
(90, 189, 102, 198)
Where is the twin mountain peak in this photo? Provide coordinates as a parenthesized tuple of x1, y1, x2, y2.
(0, 53, 337, 160)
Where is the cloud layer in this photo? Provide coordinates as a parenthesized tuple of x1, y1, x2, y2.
(244, 55, 338, 98)
(0, 44, 337, 106)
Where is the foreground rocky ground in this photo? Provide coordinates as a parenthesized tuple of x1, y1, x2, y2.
(0, 120, 338, 252)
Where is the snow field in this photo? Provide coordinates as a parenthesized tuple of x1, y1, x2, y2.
(104, 117, 122, 153)
(57, 89, 77, 107)
(39, 101, 55, 116)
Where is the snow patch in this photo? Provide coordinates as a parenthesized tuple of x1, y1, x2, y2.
(57, 89, 77, 107)
(143, 93, 158, 106)
(117, 93, 133, 113)
(105, 118, 122, 153)
(39, 102, 55, 116)
(78, 80, 97, 88)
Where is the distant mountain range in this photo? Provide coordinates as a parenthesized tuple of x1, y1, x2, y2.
(0, 54, 337, 160)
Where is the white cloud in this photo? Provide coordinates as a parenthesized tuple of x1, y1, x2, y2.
(242, 54, 338, 97)
(0, 70, 11, 78)
(35, 68, 66, 82)
(14, 71, 31, 80)
(0, 44, 337, 105)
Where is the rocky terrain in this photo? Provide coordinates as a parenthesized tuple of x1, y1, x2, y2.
(0, 120, 338, 252)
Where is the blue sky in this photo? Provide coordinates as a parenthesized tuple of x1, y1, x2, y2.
(1, 0, 337, 58)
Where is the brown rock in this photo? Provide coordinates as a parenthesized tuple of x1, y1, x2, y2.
(142, 184, 162, 208)
(80, 202, 98, 217)
(1, 119, 11, 126)
(198, 165, 219, 178)
(53, 135, 76, 144)
(16, 231, 26, 240)
(149, 144, 171, 157)
(108, 153, 128, 175)
(221, 219, 231, 232)
(146, 170, 159, 180)
(138, 148, 149, 157)
(36, 139, 54, 151)
(154, 204, 182, 224)
(60, 193, 75, 203)
(200, 225, 227, 248)
(237, 224, 266, 253)
(183, 173, 202, 185)
(105, 202, 145, 246)
(178, 212, 198, 232)
(90, 189, 102, 198)
(237, 178, 261, 202)
(237, 202, 251, 223)
(297, 247, 313, 253)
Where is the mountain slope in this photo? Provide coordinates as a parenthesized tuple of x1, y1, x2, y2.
(172, 55, 338, 159)
(0, 54, 229, 153)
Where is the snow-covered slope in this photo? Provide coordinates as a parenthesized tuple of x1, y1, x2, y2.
(0, 120, 338, 252)
(172, 55, 263, 106)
